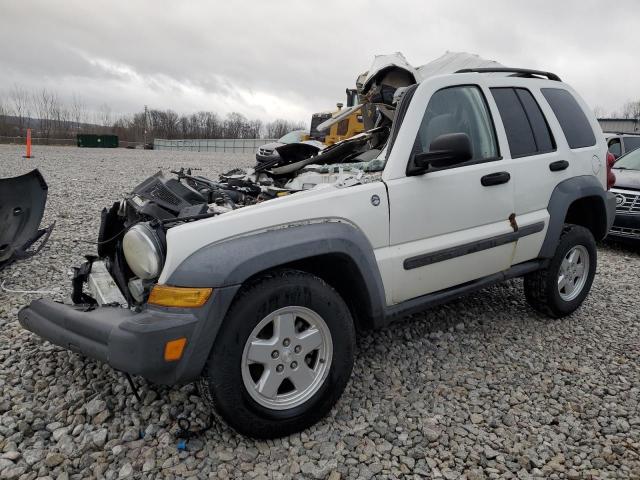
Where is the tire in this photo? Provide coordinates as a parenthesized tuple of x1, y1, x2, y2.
(198, 269, 355, 438)
(524, 224, 597, 318)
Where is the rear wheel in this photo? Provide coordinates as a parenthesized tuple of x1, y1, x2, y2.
(524, 224, 596, 318)
(199, 269, 355, 438)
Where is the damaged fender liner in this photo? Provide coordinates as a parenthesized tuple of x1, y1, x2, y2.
(0, 169, 55, 270)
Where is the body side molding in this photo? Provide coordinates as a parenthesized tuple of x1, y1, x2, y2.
(404, 221, 545, 270)
(386, 260, 543, 323)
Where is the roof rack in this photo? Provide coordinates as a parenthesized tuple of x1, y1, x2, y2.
(454, 68, 561, 82)
(603, 131, 640, 136)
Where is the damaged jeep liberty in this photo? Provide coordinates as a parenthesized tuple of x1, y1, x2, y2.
(19, 67, 616, 438)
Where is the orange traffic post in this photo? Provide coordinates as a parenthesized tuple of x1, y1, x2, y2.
(23, 129, 33, 158)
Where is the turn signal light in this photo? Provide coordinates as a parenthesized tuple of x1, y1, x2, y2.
(148, 285, 212, 308)
(164, 338, 187, 361)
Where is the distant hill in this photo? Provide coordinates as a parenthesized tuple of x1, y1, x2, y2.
(0, 115, 104, 136)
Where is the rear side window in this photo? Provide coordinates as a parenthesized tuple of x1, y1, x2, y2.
(541, 88, 596, 149)
(490, 87, 555, 157)
(623, 136, 640, 154)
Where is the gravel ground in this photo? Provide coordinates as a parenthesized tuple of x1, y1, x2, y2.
(0, 144, 639, 480)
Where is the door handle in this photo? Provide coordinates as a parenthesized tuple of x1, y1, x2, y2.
(481, 171, 511, 186)
(549, 160, 569, 171)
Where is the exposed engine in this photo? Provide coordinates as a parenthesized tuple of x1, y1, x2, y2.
(76, 125, 390, 309)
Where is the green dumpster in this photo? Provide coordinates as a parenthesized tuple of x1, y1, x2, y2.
(77, 134, 119, 148)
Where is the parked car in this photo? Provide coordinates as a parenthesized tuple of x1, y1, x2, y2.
(19, 68, 615, 438)
(605, 132, 640, 159)
(609, 148, 640, 240)
(256, 130, 324, 164)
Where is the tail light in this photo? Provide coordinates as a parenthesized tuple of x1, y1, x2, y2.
(606, 152, 616, 190)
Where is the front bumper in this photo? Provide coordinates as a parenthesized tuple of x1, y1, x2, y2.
(609, 213, 640, 240)
(608, 190, 640, 240)
(19, 299, 200, 385)
(606, 192, 617, 232)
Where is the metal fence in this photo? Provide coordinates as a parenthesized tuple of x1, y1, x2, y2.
(153, 138, 276, 153)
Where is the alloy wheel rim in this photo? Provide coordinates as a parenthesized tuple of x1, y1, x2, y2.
(557, 245, 590, 301)
(241, 306, 333, 410)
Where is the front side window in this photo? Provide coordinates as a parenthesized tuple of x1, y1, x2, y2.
(414, 85, 498, 163)
(608, 138, 622, 158)
(541, 88, 596, 149)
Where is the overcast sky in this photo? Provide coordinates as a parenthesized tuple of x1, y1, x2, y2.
(0, 0, 637, 122)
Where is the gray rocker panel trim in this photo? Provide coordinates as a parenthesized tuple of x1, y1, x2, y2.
(167, 221, 388, 325)
(539, 175, 612, 258)
(386, 260, 543, 322)
(404, 221, 545, 270)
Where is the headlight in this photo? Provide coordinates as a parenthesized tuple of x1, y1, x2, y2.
(122, 223, 164, 279)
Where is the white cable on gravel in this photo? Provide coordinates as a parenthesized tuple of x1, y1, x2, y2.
(1, 280, 57, 295)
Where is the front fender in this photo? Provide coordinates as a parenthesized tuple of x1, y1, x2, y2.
(167, 220, 387, 322)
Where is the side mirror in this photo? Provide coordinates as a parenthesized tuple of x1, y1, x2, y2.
(407, 133, 473, 176)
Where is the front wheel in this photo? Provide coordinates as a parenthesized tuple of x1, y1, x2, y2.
(524, 224, 597, 318)
(199, 269, 355, 438)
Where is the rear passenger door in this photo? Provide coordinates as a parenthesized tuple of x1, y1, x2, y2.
(489, 83, 599, 264)
(489, 86, 564, 263)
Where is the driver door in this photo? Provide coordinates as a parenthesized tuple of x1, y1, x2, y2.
(385, 84, 516, 303)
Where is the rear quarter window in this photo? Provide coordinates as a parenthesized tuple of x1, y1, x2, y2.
(541, 88, 596, 149)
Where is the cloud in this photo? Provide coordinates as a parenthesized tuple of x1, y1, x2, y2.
(0, 0, 638, 121)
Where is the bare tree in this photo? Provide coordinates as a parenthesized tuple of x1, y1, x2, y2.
(33, 89, 57, 140)
(223, 112, 248, 138)
(9, 85, 31, 136)
(70, 93, 87, 132)
(622, 100, 640, 120)
(52, 95, 70, 138)
(98, 103, 112, 128)
(592, 105, 606, 119)
(0, 94, 8, 136)
(265, 119, 306, 139)
(1, 85, 306, 143)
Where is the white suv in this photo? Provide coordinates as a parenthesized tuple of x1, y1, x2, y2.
(20, 68, 616, 438)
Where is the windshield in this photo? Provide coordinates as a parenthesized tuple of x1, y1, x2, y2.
(614, 148, 640, 170)
(278, 130, 306, 144)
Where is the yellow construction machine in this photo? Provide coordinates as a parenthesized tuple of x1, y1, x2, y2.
(305, 89, 364, 146)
